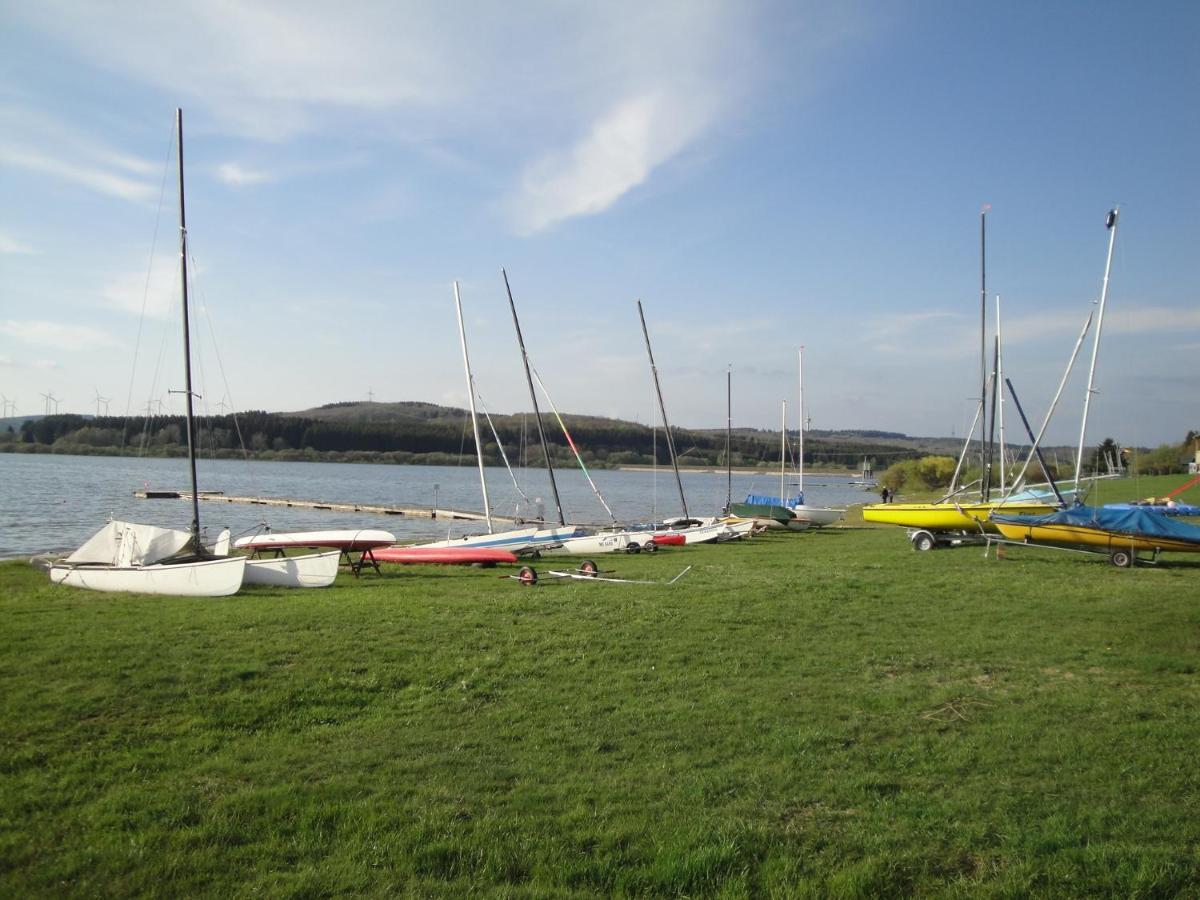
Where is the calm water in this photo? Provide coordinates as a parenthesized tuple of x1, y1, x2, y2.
(0, 453, 871, 557)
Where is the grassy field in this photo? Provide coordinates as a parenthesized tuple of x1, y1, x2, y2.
(2, 476, 1198, 897)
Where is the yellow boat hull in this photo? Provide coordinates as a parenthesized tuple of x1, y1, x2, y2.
(862, 501, 1058, 532)
(991, 521, 1200, 554)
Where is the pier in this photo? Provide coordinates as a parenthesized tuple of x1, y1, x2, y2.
(135, 490, 522, 524)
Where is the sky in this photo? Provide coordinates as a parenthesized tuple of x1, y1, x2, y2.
(1, 0, 1197, 450)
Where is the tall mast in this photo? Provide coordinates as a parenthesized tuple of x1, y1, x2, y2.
(453, 281, 492, 532)
(636, 300, 688, 519)
(724, 367, 732, 515)
(1073, 207, 1120, 496)
(978, 204, 989, 497)
(176, 108, 201, 549)
(996, 296, 1006, 494)
(984, 334, 999, 500)
(779, 400, 787, 503)
(797, 347, 805, 501)
(502, 268, 565, 525)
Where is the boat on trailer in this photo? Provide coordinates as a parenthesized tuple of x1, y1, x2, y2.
(990, 505, 1200, 567)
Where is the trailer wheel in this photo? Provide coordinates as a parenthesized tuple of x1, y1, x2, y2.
(912, 531, 937, 552)
(579, 560, 599, 577)
(517, 565, 538, 586)
(1110, 550, 1133, 568)
(643, 539, 658, 553)
(625, 542, 641, 554)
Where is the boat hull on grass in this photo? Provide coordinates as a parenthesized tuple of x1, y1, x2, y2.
(234, 529, 396, 553)
(242, 550, 341, 587)
(863, 501, 1058, 533)
(728, 503, 795, 527)
(991, 505, 1200, 555)
(49, 555, 247, 597)
(371, 546, 519, 565)
(414, 525, 584, 554)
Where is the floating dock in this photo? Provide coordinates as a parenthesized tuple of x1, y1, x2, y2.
(135, 490, 521, 524)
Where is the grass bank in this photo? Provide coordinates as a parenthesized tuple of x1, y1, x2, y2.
(2, 478, 1198, 896)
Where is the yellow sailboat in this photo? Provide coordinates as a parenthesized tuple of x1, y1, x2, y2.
(862, 498, 1058, 532)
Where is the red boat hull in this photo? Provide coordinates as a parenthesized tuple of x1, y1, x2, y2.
(651, 533, 686, 545)
(371, 546, 519, 565)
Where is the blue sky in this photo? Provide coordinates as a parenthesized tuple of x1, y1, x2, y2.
(2, 1, 1197, 449)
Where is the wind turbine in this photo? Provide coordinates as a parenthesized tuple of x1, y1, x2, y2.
(40, 391, 58, 415)
(94, 389, 111, 417)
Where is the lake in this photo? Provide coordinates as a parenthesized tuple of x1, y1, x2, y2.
(0, 453, 873, 558)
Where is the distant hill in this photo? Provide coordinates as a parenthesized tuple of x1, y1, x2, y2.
(5, 400, 1083, 470)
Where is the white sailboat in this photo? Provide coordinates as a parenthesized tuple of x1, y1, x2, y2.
(47, 109, 246, 597)
(786, 347, 844, 528)
(410, 281, 583, 554)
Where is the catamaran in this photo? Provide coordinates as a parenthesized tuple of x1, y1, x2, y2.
(46, 110, 247, 596)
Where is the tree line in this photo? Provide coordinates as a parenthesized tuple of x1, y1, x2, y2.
(1, 411, 925, 471)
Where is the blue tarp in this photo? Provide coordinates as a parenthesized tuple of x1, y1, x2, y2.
(745, 492, 804, 508)
(992, 505, 1200, 545)
(1104, 502, 1200, 518)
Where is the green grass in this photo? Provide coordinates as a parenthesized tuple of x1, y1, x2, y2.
(2, 474, 1199, 897)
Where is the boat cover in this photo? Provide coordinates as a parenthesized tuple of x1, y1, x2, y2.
(65, 520, 193, 567)
(1103, 502, 1200, 518)
(991, 505, 1200, 545)
(745, 492, 804, 507)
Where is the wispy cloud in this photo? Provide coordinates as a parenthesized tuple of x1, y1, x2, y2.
(507, 91, 717, 235)
(216, 162, 272, 187)
(0, 320, 121, 350)
(0, 233, 35, 254)
(9, 1, 771, 232)
(1002, 304, 1200, 345)
(100, 255, 180, 320)
(0, 146, 157, 204)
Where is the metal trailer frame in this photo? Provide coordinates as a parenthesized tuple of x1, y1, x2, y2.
(982, 535, 1163, 568)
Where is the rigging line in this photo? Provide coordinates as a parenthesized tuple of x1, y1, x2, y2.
(476, 392, 533, 505)
(529, 365, 617, 524)
(122, 117, 176, 447)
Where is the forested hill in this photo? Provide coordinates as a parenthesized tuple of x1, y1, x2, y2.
(2, 400, 929, 470)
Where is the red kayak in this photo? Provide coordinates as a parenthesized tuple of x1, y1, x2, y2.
(371, 546, 518, 565)
(650, 532, 686, 546)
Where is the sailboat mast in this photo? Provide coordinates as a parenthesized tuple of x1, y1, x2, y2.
(176, 108, 201, 547)
(453, 281, 492, 532)
(984, 335, 999, 500)
(780, 400, 787, 503)
(978, 205, 989, 498)
(1073, 207, 1120, 496)
(996, 296, 1006, 494)
(502, 269, 565, 525)
(636, 300, 688, 519)
(797, 347, 805, 501)
(725, 367, 732, 515)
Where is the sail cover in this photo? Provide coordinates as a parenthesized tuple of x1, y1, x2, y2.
(65, 520, 193, 566)
(991, 505, 1200, 545)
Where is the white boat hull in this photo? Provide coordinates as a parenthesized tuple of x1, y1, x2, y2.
(243, 550, 341, 588)
(416, 525, 583, 553)
(48, 555, 247, 597)
(234, 529, 395, 551)
(788, 505, 845, 528)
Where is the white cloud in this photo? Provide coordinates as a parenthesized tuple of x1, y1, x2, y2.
(216, 162, 272, 186)
(1002, 304, 1200, 346)
(0, 145, 157, 204)
(507, 91, 716, 235)
(0, 233, 35, 254)
(0, 320, 121, 350)
(9, 1, 768, 231)
(101, 256, 180, 320)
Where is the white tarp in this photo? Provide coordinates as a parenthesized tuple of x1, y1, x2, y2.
(65, 520, 192, 567)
